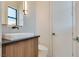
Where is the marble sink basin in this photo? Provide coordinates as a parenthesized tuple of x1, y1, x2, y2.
(2, 33, 35, 40)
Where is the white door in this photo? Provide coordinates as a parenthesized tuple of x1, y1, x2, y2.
(73, 1, 79, 57)
(50, 1, 73, 57)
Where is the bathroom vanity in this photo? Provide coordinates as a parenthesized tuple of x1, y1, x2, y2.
(2, 33, 40, 57)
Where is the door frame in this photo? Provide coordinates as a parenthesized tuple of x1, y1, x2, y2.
(49, 1, 54, 56)
(72, 1, 76, 57)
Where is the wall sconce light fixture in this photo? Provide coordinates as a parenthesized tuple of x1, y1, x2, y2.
(23, 1, 28, 15)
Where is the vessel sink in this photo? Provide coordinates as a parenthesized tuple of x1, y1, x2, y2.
(2, 33, 35, 40)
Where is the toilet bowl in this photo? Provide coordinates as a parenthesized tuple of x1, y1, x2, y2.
(38, 44, 48, 57)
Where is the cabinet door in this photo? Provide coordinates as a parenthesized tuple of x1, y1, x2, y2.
(31, 38, 38, 56)
(24, 38, 38, 57)
(3, 44, 15, 57)
(2, 38, 38, 57)
(13, 45, 25, 57)
(2, 42, 25, 57)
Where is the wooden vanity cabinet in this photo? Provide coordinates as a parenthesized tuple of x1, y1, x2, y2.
(2, 37, 38, 57)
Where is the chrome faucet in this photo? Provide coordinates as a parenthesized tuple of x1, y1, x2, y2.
(12, 25, 22, 30)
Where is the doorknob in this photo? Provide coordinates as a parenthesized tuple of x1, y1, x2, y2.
(52, 33, 55, 35)
(76, 37, 79, 42)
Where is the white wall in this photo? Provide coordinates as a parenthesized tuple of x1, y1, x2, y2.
(2, 1, 36, 34)
(35, 2, 51, 56)
(23, 2, 36, 33)
(0, 2, 2, 57)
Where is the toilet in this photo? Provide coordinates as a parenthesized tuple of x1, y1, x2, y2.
(38, 44, 48, 57)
